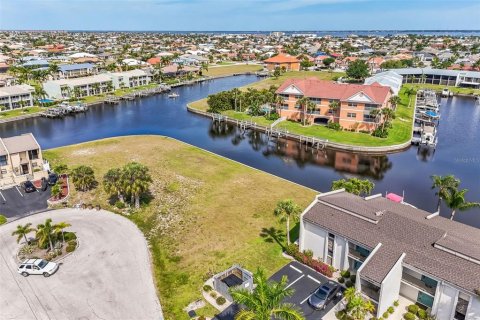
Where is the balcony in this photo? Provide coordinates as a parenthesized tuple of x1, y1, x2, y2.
(348, 244, 370, 262)
(401, 272, 436, 296)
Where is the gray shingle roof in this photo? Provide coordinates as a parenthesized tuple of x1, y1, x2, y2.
(303, 191, 480, 293)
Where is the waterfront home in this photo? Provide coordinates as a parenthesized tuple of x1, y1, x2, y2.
(0, 133, 48, 186)
(299, 190, 480, 320)
(275, 78, 392, 131)
(43, 74, 113, 99)
(264, 53, 300, 71)
(0, 84, 34, 111)
(58, 63, 98, 79)
(108, 69, 150, 89)
(394, 68, 480, 89)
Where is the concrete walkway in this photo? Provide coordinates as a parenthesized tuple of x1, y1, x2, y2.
(0, 208, 163, 320)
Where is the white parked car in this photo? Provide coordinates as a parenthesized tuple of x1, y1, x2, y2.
(18, 259, 59, 277)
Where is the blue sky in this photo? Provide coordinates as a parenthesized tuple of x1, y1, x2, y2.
(1, 0, 480, 31)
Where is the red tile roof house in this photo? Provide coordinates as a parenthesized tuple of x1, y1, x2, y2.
(263, 53, 300, 71)
(275, 78, 392, 132)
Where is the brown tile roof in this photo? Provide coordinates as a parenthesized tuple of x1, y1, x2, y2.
(276, 78, 390, 104)
(303, 191, 480, 293)
(1, 133, 39, 154)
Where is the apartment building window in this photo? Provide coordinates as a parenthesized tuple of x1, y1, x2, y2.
(347, 113, 356, 118)
(327, 233, 335, 265)
(28, 149, 39, 160)
(0, 155, 7, 166)
(363, 114, 377, 122)
(348, 102, 358, 108)
(454, 293, 470, 320)
(364, 104, 378, 110)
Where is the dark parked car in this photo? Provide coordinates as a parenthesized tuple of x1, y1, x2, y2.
(22, 181, 36, 193)
(47, 173, 58, 186)
(308, 281, 341, 310)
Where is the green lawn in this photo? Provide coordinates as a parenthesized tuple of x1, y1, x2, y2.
(0, 106, 46, 120)
(189, 72, 416, 147)
(205, 64, 263, 77)
(246, 70, 345, 90)
(44, 136, 316, 320)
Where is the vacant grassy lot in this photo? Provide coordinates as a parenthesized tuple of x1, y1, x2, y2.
(204, 64, 263, 77)
(44, 136, 316, 320)
(189, 73, 415, 147)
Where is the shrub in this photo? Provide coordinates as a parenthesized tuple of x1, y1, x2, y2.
(345, 280, 354, 288)
(210, 292, 217, 298)
(372, 128, 389, 138)
(115, 201, 126, 209)
(340, 270, 351, 278)
(326, 121, 341, 131)
(404, 312, 416, 320)
(0, 214, 7, 225)
(388, 306, 394, 314)
(265, 112, 280, 121)
(350, 274, 356, 283)
(285, 243, 299, 256)
(408, 305, 419, 314)
(292, 250, 334, 277)
(64, 232, 77, 242)
(383, 312, 389, 319)
(68, 240, 77, 247)
(304, 249, 314, 259)
(338, 277, 345, 283)
(66, 245, 76, 253)
(198, 316, 206, 320)
(216, 296, 226, 305)
(417, 309, 427, 319)
(394, 300, 399, 307)
(203, 285, 212, 292)
(370, 318, 378, 320)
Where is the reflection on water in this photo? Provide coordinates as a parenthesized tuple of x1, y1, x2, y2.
(209, 121, 393, 180)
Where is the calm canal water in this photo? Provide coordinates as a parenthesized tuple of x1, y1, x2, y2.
(1, 75, 479, 227)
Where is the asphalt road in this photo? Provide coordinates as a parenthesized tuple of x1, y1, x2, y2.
(0, 209, 163, 320)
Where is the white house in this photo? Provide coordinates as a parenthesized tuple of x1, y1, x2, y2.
(0, 84, 35, 111)
(107, 69, 150, 89)
(299, 190, 480, 320)
(43, 74, 113, 99)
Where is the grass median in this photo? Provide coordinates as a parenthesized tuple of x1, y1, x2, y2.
(44, 135, 316, 319)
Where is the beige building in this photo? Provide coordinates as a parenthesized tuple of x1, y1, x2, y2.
(0, 133, 48, 186)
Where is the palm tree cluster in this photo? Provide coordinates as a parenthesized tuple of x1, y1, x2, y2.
(338, 288, 375, 320)
(103, 162, 152, 209)
(12, 219, 72, 252)
(230, 268, 304, 320)
(332, 178, 375, 196)
(431, 175, 480, 220)
(70, 165, 97, 191)
(274, 199, 302, 246)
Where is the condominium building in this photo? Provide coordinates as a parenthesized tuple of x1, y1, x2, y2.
(299, 190, 480, 320)
(393, 68, 480, 88)
(58, 63, 98, 79)
(108, 69, 150, 88)
(275, 78, 392, 131)
(0, 84, 34, 111)
(43, 74, 113, 99)
(0, 133, 48, 186)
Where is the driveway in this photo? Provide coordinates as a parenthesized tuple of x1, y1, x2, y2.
(0, 208, 163, 320)
(214, 261, 342, 320)
(0, 185, 51, 219)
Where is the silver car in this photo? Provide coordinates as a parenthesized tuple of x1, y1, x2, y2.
(308, 281, 341, 310)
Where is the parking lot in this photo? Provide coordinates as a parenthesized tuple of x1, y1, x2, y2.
(0, 184, 51, 219)
(215, 261, 343, 320)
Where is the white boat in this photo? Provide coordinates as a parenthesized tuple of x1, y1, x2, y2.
(168, 92, 179, 98)
(441, 88, 452, 97)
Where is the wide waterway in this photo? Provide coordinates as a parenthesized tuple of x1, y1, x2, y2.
(1, 75, 479, 227)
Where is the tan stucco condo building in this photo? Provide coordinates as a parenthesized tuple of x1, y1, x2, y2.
(275, 78, 392, 131)
(0, 133, 48, 186)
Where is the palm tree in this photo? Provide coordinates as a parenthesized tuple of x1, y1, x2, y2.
(91, 82, 100, 95)
(404, 87, 417, 107)
(328, 100, 340, 117)
(297, 97, 316, 126)
(431, 175, 460, 214)
(103, 168, 125, 203)
(53, 221, 71, 244)
(274, 199, 302, 246)
(388, 95, 401, 110)
(343, 287, 375, 320)
(443, 188, 480, 220)
(48, 63, 60, 80)
(33, 85, 47, 107)
(70, 165, 96, 191)
(73, 87, 82, 99)
(200, 62, 209, 75)
(380, 108, 395, 131)
(105, 81, 114, 93)
(36, 219, 55, 251)
(122, 162, 152, 208)
(230, 268, 304, 320)
(12, 223, 35, 244)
